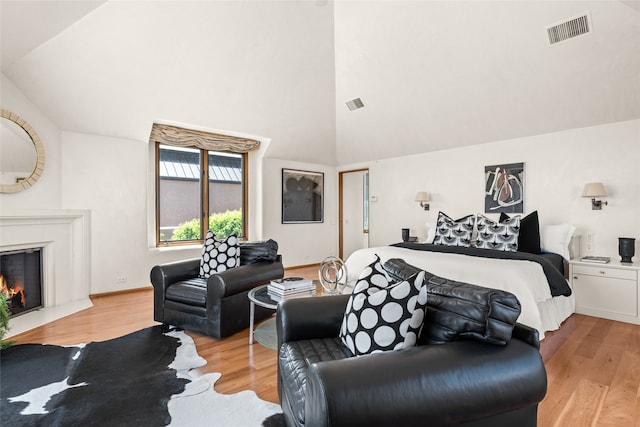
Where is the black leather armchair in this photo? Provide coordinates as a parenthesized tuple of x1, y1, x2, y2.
(277, 295, 547, 427)
(151, 250, 284, 339)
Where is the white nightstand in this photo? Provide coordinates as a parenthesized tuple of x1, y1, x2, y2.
(570, 259, 640, 325)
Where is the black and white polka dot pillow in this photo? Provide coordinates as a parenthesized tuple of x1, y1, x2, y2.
(198, 232, 239, 278)
(339, 255, 389, 350)
(353, 254, 392, 292)
(339, 255, 428, 356)
(338, 255, 390, 343)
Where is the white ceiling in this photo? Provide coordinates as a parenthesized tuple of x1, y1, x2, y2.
(1, 0, 639, 166)
(334, 0, 640, 164)
(0, 0, 107, 67)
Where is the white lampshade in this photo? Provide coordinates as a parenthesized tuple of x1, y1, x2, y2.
(415, 192, 430, 202)
(581, 183, 607, 198)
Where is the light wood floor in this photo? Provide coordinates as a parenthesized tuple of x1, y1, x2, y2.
(8, 265, 640, 426)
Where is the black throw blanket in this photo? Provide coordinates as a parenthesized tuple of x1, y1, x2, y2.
(392, 242, 572, 297)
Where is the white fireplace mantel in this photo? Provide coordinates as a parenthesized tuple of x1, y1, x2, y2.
(0, 210, 92, 337)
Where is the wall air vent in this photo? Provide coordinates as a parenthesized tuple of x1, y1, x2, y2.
(346, 98, 365, 111)
(546, 12, 592, 46)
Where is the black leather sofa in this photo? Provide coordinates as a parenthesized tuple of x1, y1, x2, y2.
(276, 259, 547, 427)
(151, 241, 284, 339)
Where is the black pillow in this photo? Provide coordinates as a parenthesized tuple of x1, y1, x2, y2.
(239, 239, 278, 265)
(500, 211, 541, 254)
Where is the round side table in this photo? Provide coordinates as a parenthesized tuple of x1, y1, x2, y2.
(247, 282, 318, 345)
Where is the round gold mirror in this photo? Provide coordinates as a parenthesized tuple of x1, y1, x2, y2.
(0, 109, 45, 193)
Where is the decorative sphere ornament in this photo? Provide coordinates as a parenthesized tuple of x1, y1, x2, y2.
(318, 256, 348, 294)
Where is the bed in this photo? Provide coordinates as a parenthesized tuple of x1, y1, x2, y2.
(344, 242, 575, 340)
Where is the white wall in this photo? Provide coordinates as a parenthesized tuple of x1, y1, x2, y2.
(341, 120, 640, 260)
(1, 71, 336, 293)
(0, 73, 62, 212)
(5, 62, 638, 294)
(60, 129, 336, 293)
(61, 131, 203, 294)
(262, 158, 337, 268)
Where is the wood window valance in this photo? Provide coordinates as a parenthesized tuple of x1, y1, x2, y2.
(150, 123, 260, 153)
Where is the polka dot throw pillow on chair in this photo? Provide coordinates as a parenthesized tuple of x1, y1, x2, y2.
(199, 232, 239, 278)
(339, 255, 428, 356)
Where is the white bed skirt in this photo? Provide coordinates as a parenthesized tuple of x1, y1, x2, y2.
(537, 294, 575, 339)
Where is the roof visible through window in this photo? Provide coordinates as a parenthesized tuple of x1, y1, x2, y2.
(158, 147, 241, 183)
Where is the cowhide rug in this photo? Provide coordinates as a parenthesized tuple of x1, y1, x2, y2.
(0, 325, 286, 427)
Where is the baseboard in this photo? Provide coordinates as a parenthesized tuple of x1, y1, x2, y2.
(285, 263, 320, 271)
(90, 286, 153, 298)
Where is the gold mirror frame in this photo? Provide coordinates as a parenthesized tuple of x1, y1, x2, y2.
(0, 109, 45, 193)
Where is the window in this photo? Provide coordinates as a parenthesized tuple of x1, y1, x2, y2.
(156, 143, 247, 245)
(151, 123, 260, 247)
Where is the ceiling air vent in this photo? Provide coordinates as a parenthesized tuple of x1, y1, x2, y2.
(546, 12, 591, 45)
(346, 98, 365, 111)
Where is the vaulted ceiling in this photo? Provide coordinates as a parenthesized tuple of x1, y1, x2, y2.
(2, 1, 639, 166)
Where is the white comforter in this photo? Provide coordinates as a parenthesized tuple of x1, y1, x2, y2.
(345, 246, 572, 338)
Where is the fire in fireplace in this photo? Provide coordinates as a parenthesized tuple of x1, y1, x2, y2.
(0, 248, 43, 317)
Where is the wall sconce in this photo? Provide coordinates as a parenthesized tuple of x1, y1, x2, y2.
(415, 192, 430, 211)
(581, 182, 608, 210)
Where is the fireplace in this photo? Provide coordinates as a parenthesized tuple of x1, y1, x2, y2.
(0, 248, 43, 317)
(0, 211, 91, 337)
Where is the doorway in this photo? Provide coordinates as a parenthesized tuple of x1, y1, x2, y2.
(339, 169, 369, 261)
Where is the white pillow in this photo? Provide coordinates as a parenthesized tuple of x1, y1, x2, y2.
(423, 223, 436, 244)
(541, 224, 576, 261)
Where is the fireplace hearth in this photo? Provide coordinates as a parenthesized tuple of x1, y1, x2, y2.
(0, 248, 43, 317)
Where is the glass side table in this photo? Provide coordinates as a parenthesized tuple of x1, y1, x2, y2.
(247, 282, 318, 345)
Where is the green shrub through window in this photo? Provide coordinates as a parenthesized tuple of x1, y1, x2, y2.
(171, 210, 242, 240)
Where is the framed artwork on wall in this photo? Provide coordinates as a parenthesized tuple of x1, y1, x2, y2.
(282, 168, 324, 224)
(484, 162, 524, 213)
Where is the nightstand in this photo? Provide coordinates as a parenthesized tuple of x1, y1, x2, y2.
(570, 260, 640, 325)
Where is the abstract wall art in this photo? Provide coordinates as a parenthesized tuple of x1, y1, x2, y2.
(484, 162, 524, 213)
